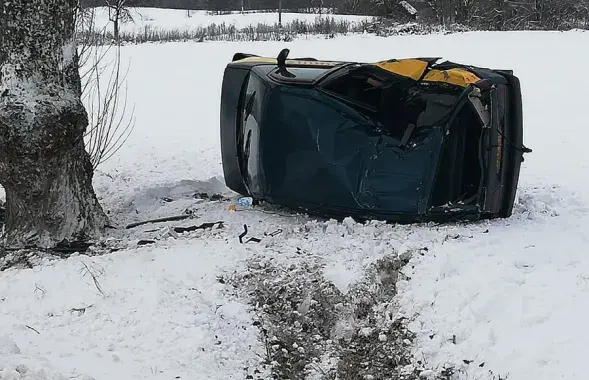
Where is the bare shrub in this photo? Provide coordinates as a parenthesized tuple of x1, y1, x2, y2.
(75, 5, 135, 170)
(85, 17, 363, 44)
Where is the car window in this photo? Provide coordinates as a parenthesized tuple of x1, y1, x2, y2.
(320, 66, 462, 142)
(241, 73, 265, 129)
(320, 66, 387, 111)
(269, 67, 330, 84)
(238, 72, 268, 188)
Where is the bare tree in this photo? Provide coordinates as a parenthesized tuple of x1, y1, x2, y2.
(76, 6, 136, 170)
(107, 0, 134, 40)
(0, 0, 109, 249)
(82, 45, 135, 170)
(340, 0, 362, 14)
(454, 0, 477, 25)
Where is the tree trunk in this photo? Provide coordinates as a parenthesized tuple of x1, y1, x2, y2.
(0, 0, 109, 249)
(114, 13, 120, 40)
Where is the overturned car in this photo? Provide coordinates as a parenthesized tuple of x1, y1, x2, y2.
(220, 49, 531, 222)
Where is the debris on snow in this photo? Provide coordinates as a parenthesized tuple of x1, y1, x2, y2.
(125, 214, 192, 229)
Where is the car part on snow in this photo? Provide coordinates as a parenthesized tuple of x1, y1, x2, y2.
(264, 229, 283, 237)
(239, 224, 261, 244)
(238, 226, 283, 243)
(125, 214, 192, 229)
(174, 221, 224, 233)
(220, 50, 531, 223)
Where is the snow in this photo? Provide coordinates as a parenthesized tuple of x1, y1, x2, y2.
(399, 1, 418, 16)
(59, 41, 75, 69)
(398, 211, 589, 379)
(0, 239, 265, 380)
(2, 19, 589, 380)
(91, 6, 371, 35)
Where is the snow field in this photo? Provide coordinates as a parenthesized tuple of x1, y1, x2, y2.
(2, 24, 589, 380)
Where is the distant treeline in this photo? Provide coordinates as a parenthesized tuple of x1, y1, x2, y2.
(82, 0, 589, 30)
(80, 0, 341, 12)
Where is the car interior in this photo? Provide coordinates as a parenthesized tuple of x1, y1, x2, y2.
(319, 65, 485, 208)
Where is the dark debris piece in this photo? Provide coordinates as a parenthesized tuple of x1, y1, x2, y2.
(194, 192, 229, 201)
(173, 221, 224, 234)
(54, 239, 92, 254)
(239, 224, 261, 244)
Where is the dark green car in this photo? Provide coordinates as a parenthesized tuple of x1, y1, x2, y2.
(220, 49, 531, 222)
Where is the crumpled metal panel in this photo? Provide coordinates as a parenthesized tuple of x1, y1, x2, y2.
(258, 86, 445, 216)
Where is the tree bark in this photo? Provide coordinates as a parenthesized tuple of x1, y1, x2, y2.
(114, 12, 120, 40)
(0, 0, 109, 249)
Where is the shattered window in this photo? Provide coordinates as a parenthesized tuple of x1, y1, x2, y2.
(320, 66, 388, 112)
(320, 66, 461, 142)
(430, 96, 484, 208)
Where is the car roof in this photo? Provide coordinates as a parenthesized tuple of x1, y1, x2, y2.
(230, 55, 489, 88)
(231, 56, 345, 68)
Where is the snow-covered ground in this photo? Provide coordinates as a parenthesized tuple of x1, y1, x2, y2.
(91, 6, 371, 35)
(2, 27, 589, 380)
